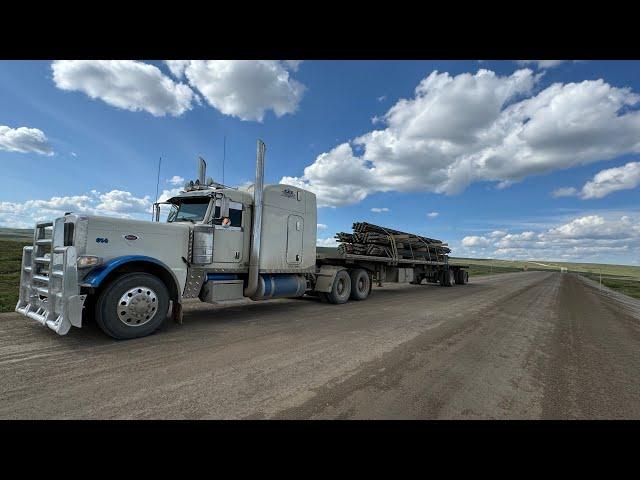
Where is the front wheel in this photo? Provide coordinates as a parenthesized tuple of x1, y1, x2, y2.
(95, 273, 169, 339)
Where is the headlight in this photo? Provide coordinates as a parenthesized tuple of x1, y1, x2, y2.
(77, 256, 102, 268)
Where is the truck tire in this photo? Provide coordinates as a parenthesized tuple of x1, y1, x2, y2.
(326, 269, 351, 304)
(457, 270, 469, 284)
(440, 269, 454, 287)
(95, 273, 169, 340)
(349, 268, 371, 301)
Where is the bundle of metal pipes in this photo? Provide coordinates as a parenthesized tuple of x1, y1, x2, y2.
(335, 222, 450, 261)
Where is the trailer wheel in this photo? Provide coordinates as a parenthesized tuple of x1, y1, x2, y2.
(349, 269, 371, 301)
(326, 269, 352, 304)
(440, 269, 454, 287)
(457, 270, 469, 285)
(95, 273, 169, 340)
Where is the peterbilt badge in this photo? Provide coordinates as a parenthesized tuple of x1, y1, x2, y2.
(281, 188, 295, 198)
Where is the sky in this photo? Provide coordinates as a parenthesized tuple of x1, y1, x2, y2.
(1, 60, 639, 265)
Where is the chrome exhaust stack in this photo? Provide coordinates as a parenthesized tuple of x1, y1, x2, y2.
(244, 140, 266, 299)
(197, 156, 207, 185)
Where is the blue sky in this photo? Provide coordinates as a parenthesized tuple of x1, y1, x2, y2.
(1, 60, 639, 265)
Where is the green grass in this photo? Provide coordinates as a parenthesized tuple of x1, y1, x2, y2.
(0, 228, 33, 241)
(0, 239, 30, 312)
(463, 263, 524, 276)
(580, 273, 640, 300)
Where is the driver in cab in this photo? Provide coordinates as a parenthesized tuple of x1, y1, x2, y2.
(212, 214, 232, 227)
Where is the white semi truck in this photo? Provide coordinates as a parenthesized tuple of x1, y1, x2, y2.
(15, 140, 468, 339)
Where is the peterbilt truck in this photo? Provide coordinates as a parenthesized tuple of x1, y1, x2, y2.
(15, 140, 468, 339)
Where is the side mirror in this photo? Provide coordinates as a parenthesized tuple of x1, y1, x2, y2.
(220, 197, 230, 218)
(213, 196, 230, 220)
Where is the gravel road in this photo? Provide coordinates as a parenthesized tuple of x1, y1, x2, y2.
(1, 271, 639, 419)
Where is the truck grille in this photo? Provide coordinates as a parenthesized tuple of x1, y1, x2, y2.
(15, 218, 84, 335)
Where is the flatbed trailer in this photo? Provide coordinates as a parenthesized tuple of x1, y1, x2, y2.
(308, 247, 469, 304)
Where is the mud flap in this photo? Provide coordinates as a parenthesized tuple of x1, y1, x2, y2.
(172, 301, 183, 325)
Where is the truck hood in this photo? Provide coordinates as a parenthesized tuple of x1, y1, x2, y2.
(81, 215, 192, 263)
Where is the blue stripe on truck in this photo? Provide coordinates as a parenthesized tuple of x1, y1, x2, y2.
(81, 255, 174, 288)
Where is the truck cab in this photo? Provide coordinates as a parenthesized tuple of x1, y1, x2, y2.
(161, 187, 253, 268)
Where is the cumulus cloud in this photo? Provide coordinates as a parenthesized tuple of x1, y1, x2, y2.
(317, 223, 328, 230)
(157, 188, 182, 203)
(516, 60, 567, 69)
(371, 207, 390, 213)
(581, 161, 640, 199)
(427, 211, 439, 218)
(458, 214, 640, 262)
(552, 162, 640, 200)
(0, 190, 155, 228)
(165, 60, 305, 122)
(552, 187, 578, 198)
(168, 175, 185, 186)
(52, 60, 195, 116)
(317, 237, 338, 247)
(462, 235, 492, 247)
(0, 126, 53, 155)
(95, 190, 151, 213)
(283, 68, 640, 207)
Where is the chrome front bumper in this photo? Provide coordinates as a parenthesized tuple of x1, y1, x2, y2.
(15, 220, 86, 335)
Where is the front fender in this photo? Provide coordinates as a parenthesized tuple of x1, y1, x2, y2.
(80, 255, 179, 290)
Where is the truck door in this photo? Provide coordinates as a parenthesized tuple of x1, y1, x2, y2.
(212, 201, 244, 264)
(287, 215, 303, 264)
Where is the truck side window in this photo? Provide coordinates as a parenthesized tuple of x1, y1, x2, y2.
(229, 207, 242, 227)
(213, 205, 242, 228)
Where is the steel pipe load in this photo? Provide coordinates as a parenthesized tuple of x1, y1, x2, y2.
(335, 221, 450, 262)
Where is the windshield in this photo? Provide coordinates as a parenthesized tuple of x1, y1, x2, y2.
(167, 198, 210, 223)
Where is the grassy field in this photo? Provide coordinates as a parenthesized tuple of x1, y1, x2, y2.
(462, 263, 523, 276)
(0, 228, 33, 241)
(0, 239, 29, 312)
(580, 273, 640, 299)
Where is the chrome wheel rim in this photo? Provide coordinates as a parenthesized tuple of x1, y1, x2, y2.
(117, 286, 158, 327)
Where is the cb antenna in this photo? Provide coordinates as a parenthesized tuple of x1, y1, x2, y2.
(223, 135, 226, 185)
